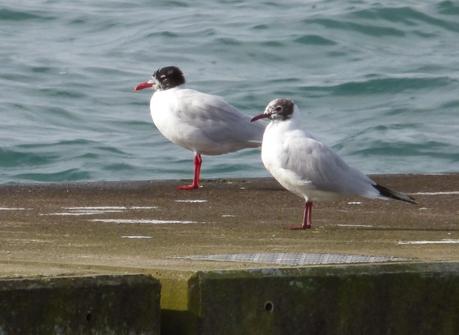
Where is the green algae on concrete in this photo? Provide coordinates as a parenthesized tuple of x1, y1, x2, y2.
(160, 262, 459, 335)
(0, 274, 160, 335)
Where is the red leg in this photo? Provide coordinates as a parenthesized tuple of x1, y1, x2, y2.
(177, 153, 202, 190)
(288, 201, 313, 230)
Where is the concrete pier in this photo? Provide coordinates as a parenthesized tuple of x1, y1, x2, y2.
(0, 174, 458, 334)
(0, 275, 160, 334)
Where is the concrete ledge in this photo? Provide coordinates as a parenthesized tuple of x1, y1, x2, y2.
(1, 176, 458, 333)
(161, 262, 459, 335)
(0, 274, 161, 335)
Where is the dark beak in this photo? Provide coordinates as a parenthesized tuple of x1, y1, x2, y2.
(250, 113, 270, 122)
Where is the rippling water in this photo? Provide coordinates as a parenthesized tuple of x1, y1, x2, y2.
(1, 0, 459, 183)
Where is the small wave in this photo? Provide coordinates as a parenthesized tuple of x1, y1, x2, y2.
(94, 145, 127, 156)
(163, 1, 189, 8)
(30, 66, 55, 74)
(294, 34, 336, 46)
(102, 163, 137, 171)
(328, 77, 452, 95)
(351, 5, 459, 33)
(437, 1, 459, 16)
(351, 6, 421, 24)
(308, 18, 405, 37)
(294, 76, 452, 97)
(0, 148, 57, 168)
(208, 163, 263, 175)
(348, 140, 457, 160)
(14, 169, 91, 182)
(214, 37, 242, 46)
(16, 139, 96, 149)
(0, 8, 53, 21)
(251, 24, 268, 31)
(259, 40, 285, 47)
(440, 99, 459, 109)
(145, 31, 180, 39)
(38, 88, 87, 99)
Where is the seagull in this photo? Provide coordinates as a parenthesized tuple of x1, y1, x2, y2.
(134, 66, 265, 190)
(251, 98, 416, 229)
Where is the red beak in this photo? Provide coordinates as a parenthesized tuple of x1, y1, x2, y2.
(250, 113, 270, 122)
(133, 81, 154, 92)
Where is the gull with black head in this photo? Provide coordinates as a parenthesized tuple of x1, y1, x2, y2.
(135, 66, 265, 190)
(251, 98, 416, 229)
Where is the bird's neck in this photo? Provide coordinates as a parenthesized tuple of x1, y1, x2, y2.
(153, 85, 185, 99)
(268, 118, 294, 134)
(158, 84, 186, 92)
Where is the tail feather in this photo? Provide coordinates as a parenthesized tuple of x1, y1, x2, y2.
(373, 184, 416, 204)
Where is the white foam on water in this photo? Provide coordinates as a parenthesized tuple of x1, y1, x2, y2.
(337, 224, 373, 228)
(347, 202, 362, 205)
(175, 199, 208, 203)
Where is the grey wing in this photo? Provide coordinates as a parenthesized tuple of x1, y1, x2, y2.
(180, 91, 265, 145)
(283, 135, 377, 197)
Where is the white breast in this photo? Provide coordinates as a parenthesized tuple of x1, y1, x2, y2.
(261, 119, 349, 202)
(150, 88, 195, 151)
(149, 87, 264, 155)
(261, 121, 308, 198)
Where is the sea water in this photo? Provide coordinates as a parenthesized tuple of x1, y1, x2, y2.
(1, 0, 459, 183)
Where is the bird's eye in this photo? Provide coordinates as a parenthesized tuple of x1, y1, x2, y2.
(275, 106, 283, 112)
(160, 74, 166, 79)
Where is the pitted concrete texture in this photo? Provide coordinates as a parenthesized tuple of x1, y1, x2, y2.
(1, 175, 458, 334)
(0, 274, 160, 334)
(161, 263, 459, 335)
(0, 174, 458, 276)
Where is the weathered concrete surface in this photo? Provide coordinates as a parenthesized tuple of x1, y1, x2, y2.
(1, 174, 459, 334)
(0, 174, 458, 275)
(162, 263, 459, 335)
(0, 274, 160, 335)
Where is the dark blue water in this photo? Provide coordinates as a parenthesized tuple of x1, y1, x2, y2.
(1, 0, 459, 183)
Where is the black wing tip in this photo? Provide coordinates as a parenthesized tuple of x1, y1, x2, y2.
(373, 184, 417, 204)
